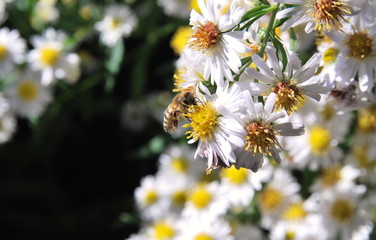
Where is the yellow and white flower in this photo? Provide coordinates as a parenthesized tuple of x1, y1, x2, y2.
(95, 4, 137, 47)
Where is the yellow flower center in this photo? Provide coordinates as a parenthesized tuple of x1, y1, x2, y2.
(189, 21, 220, 53)
(330, 198, 355, 224)
(0, 44, 7, 60)
(283, 202, 307, 221)
(221, 166, 249, 185)
(306, 0, 350, 31)
(18, 81, 38, 102)
(308, 126, 331, 156)
(320, 166, 341, 187)
(285, 231, 296, 240)
(172, 190, 187, 207)
(344, 30, 374, 61)
(272, 81, 304, 115)
(144, 190, 158, 206)
(259, 186, 284, 211)
(194, 233, 213, 240)
(354, 146, 376, 170)
(79, 5, 93, 20)
(171, 157, 188, 174)
(323, 47, 339, 64)
(189, 186, 212, 209)
(184, 102, 219, 142)
(110, 17, 122, 29)
(153, 222, 176, 240)
(320, 103, 336, 121)
(171, 26, 193, 55)
(40, 47, 60, 66)
(244, 120, 279, 156)
(357, 105, 376, 133)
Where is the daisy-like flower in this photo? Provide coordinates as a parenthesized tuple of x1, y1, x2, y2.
(182, 181, 228, 220)
(145, 217, 180, 240)
(326, 20, 376, 92)
(27, 28, 81, 85)
(234, 92, 305, 172)
(33, 0, 59, 24)
(275, 0, 363, 33)
(170, 26, 193, 55)
(5, 70, 52, 118)
(120, 100, 148, 133)
(187, 0, 250, 86)
(94, 4, 137, 47)
(245, 45, 329, 115)
(257, 168, 301, 229)
(157, 144, 207, 181)
(183, 83, 245, 172)
(134, 175, 171, 221)
(0, 27, 26, 78)
(175, 217, 233, 240)
(0, 96, 16, 144)
(312, 182, 369, 240)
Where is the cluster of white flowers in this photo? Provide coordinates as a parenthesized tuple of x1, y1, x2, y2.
(0, 2, 138, 143)
(128, 0, 376, 239)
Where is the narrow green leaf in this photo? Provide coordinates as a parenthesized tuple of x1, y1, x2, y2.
(289, 28, 298, 52)
(105, 39, 125, 74)
(271, 36, 288, 72)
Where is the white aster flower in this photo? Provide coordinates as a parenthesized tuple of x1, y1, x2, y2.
(182, 181, 228, 220)
(134, 175, 171, 221)
(0, 97, 16, 144)
(230, 222, 265, 240)
(157, 144, 207, 181)
(175, 217, 233, 240)
(27, 28, 81, 85)
(234, 92, 305, 172)
(313, 182, 369, 240)
(257, 168, 301, 229)
(183, 83, 245, 171)
(0, 27, 26, 78)
(275, 0, 363, 33)
(5, 70, 52, 118)
(120, 100, 148, 133)
(244, 45, 329, 115)
(326, 20, 376, 92)
(145, 217, 180, 240)
(95, 4, 137, 47)
(187, 0, 250, 86)
(34, 0, 59, 23)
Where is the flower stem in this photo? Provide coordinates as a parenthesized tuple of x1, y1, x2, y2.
(258, 3, 280, 57)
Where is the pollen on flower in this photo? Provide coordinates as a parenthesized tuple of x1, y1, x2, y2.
(272, 81, 304, 115)
(283, 202, 307, 220)
(320, 166, 342, 187)
(357, 105, 376, 132)
(189, 186, 212, 209)
(285, 231, 296, 240)
(18, 81, 38, 102)
(184, 102, 219, 142)
(344, 30, 374, 60)
(323, 47, 339, 64)
(306, 0, 351, 32)
(189, 21, 220, 53)
(244, 120, 279, 156)
(144, 190, 159, 206)
(171, 157, 188, 173)
(153, 222, 176, 240)
(354, 146, 376, 170)
(259, 186, 284, 211)
(221, 166, 249, 185)
(172, 190, 187, 207)
(40, 47, 60, 66)
(308, 125, 331, 156)
(194, 233, 213, 240)
(0, 45, 7, 60)
(330, 198, 355, 223)
(110, 17, 122, 29)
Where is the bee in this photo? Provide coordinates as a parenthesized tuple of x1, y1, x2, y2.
(163, 90, 197, 133)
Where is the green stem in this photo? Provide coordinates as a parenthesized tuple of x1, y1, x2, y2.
(235, 4, 280, 80)
(258, 3, 280, 57)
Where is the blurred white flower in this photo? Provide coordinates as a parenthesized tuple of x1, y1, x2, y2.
(0, 27, 26, 78)
(95, 4, 137, 47)
(28, 28, 81, 85)
(120, 100, 147, 133)
(5, 69, 52, 118)
(157, 0, 191, 19)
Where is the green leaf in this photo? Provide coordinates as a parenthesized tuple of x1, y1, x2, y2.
(289, 28, 298, 52)
(271, 36, 288, 72)
(105, 39, 125, 74)
(240, 5, 275, 24)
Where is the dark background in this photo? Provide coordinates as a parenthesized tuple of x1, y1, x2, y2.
(0, 1, 187, 239)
